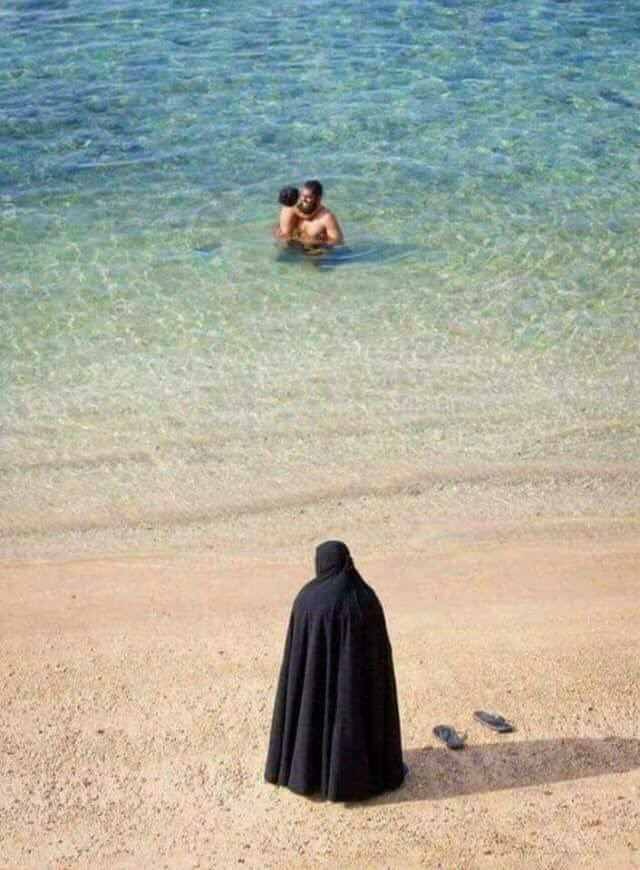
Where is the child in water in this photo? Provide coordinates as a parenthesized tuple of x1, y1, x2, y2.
(276, 186, 300, 241)
(274, 185, 329, 257)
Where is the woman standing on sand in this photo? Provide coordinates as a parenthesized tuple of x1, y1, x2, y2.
(265, 540, 405, 802)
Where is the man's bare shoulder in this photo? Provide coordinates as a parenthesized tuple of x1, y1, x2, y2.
(322, 206, 342, 227)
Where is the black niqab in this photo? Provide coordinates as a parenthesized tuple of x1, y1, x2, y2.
(265, 541, 405, 801)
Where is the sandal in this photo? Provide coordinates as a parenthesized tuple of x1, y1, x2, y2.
(473, 710, 515, 733)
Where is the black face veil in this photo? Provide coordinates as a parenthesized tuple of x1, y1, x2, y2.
(265, 541, 405, 801)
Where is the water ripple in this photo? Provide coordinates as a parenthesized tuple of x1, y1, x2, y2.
(1, 0, 639, 526)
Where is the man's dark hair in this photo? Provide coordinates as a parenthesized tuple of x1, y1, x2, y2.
(303, 179, 323, 199)
(278, 186, 299, 207)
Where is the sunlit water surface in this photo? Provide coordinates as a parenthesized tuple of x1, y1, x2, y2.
(1, 0, 638, 544)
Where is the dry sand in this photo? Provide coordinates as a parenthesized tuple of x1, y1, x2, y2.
(1, 497, 640, 868)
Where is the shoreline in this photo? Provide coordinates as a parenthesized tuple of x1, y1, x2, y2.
(1, 457, 638, 562)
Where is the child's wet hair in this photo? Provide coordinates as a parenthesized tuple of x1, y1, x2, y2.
(278, 186, 299, 207)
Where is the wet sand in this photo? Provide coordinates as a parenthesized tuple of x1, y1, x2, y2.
(1, 495, 639, 868)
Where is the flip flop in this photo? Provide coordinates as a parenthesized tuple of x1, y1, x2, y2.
(432, 725, 467, 750)
(473, 710, 515, 733)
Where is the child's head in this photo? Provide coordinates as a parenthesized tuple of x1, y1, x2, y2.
(278, 186, 299, 208)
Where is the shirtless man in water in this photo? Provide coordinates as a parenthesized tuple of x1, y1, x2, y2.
(276, 179, 344, 248)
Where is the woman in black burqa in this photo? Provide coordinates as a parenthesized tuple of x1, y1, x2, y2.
(265, 540, 406, 801)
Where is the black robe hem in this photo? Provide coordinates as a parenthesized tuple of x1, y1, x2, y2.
(264, 770, 406, 803)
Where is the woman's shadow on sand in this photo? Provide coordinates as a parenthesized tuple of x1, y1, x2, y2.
(353, 737, 640, 805)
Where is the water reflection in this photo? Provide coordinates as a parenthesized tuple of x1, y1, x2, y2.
(274, 239, 417, 270)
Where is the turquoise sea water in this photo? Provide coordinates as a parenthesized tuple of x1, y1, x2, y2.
(1, 0, 639, 545)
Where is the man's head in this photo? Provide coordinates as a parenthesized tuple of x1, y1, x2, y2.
(298, 179, 323, 215)
(278, 186, 299, 208)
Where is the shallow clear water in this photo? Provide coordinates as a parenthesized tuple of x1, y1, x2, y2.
(1, 0, 638, 542)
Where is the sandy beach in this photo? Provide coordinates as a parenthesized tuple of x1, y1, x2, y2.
(2, 480, 639, 869)
(3, 1, 640, 866)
